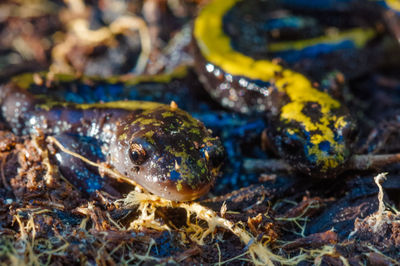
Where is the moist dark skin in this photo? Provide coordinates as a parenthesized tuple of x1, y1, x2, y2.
(0, 79, 224, 201)
(191, 0, 369, 177)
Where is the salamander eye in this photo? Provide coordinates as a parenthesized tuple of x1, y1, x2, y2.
(129, 143, 147, 165)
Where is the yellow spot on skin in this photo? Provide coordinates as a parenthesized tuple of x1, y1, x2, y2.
(189, 127, 201, 135)
(196, 159, 207, 174)
(132, 118, 160, 126)
(194, 0, 357, 170)
(119, 132, 127, 141)
(165, 145, 205, 189)
(176, 180, 183, 192)
(386, 0, 400, 11)
(76, 101, 163, 111)
(143, 130, 155, 144)
(38, 100, 165, 112)
(268, 28, 376, 53)
(161, 111, 174, 118)
(11, 73, 35, 89)
(121, 65, 188, 86)
(14, 65, 187, 91)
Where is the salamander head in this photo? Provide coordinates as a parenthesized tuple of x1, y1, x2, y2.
(271, 107, 356, 177)
(110, 104, 224, 201)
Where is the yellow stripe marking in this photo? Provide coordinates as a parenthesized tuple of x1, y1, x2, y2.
(194, 0, 365, 169)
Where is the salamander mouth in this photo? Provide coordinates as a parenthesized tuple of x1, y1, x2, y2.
(133, 165, 216, 201)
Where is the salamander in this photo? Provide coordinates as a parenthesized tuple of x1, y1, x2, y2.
(192, 0, 382, 177)
(379, 0, 400, 13)
(0, 73, 224, 201)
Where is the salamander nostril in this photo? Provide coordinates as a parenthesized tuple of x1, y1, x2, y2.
(133, 166, 140, 173)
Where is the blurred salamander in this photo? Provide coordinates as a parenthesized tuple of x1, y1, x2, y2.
(378, 0, 400, 14)
(377, 0, 400, 43)
(193, 0, 383, 177)
(0, 73, 224, 201)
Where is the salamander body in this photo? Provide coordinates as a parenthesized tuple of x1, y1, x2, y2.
(192, 0, 379, 176)
(0, 75, 224, 201)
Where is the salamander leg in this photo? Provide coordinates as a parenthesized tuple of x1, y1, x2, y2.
(52, 133, 120, 196)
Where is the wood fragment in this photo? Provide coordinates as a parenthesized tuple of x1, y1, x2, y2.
(243, 153, 400, 174)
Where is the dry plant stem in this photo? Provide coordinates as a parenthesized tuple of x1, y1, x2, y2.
(32, 136, 55, 186)
(108, 16, 151, 74)
(348, 172, 394, 239)
(12, 208, 68, 265)
(348, 153, 400, 170)
(65, 16, 150, 74)
(243, 158, 292, 173)
(375, 173, 387, 217)
(123, 192, 309, 266)
(243, 153, 400, 173)
(64, 0, 85, 13)
(372, 172, 388, 232)
(182, 202, 275, 265)
(52, 0, 151, 74)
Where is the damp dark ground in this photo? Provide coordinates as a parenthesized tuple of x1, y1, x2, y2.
(0, 0, 399, 265)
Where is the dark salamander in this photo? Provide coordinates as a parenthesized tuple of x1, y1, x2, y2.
(192, 0, 384, 177)
(0, 74, 224, 201)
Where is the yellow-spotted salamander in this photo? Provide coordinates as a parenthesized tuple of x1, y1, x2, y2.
(379, 0, 400, 13)
(0, 74, 224, 201)
(192, 0, 383, 177)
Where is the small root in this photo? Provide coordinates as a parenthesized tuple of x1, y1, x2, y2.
(120, 191, 310, 266)
(348, 153, 400, 170)
(243, 158, 292, 173)
(51, 0, 151, 74)
(348, 172, 400, 241)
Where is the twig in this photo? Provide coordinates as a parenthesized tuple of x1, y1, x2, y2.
(348, 153, 400, 170)
(51, 0, 151, 74)
(243, 153, 400, 173)
(372, 173, 388, 232)
(109, 16, 151, 74)
(243, 158, 292, 173)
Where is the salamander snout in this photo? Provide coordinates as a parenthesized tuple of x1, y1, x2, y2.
(110, 105, 224, 201)
(271, 113, 356, 177)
